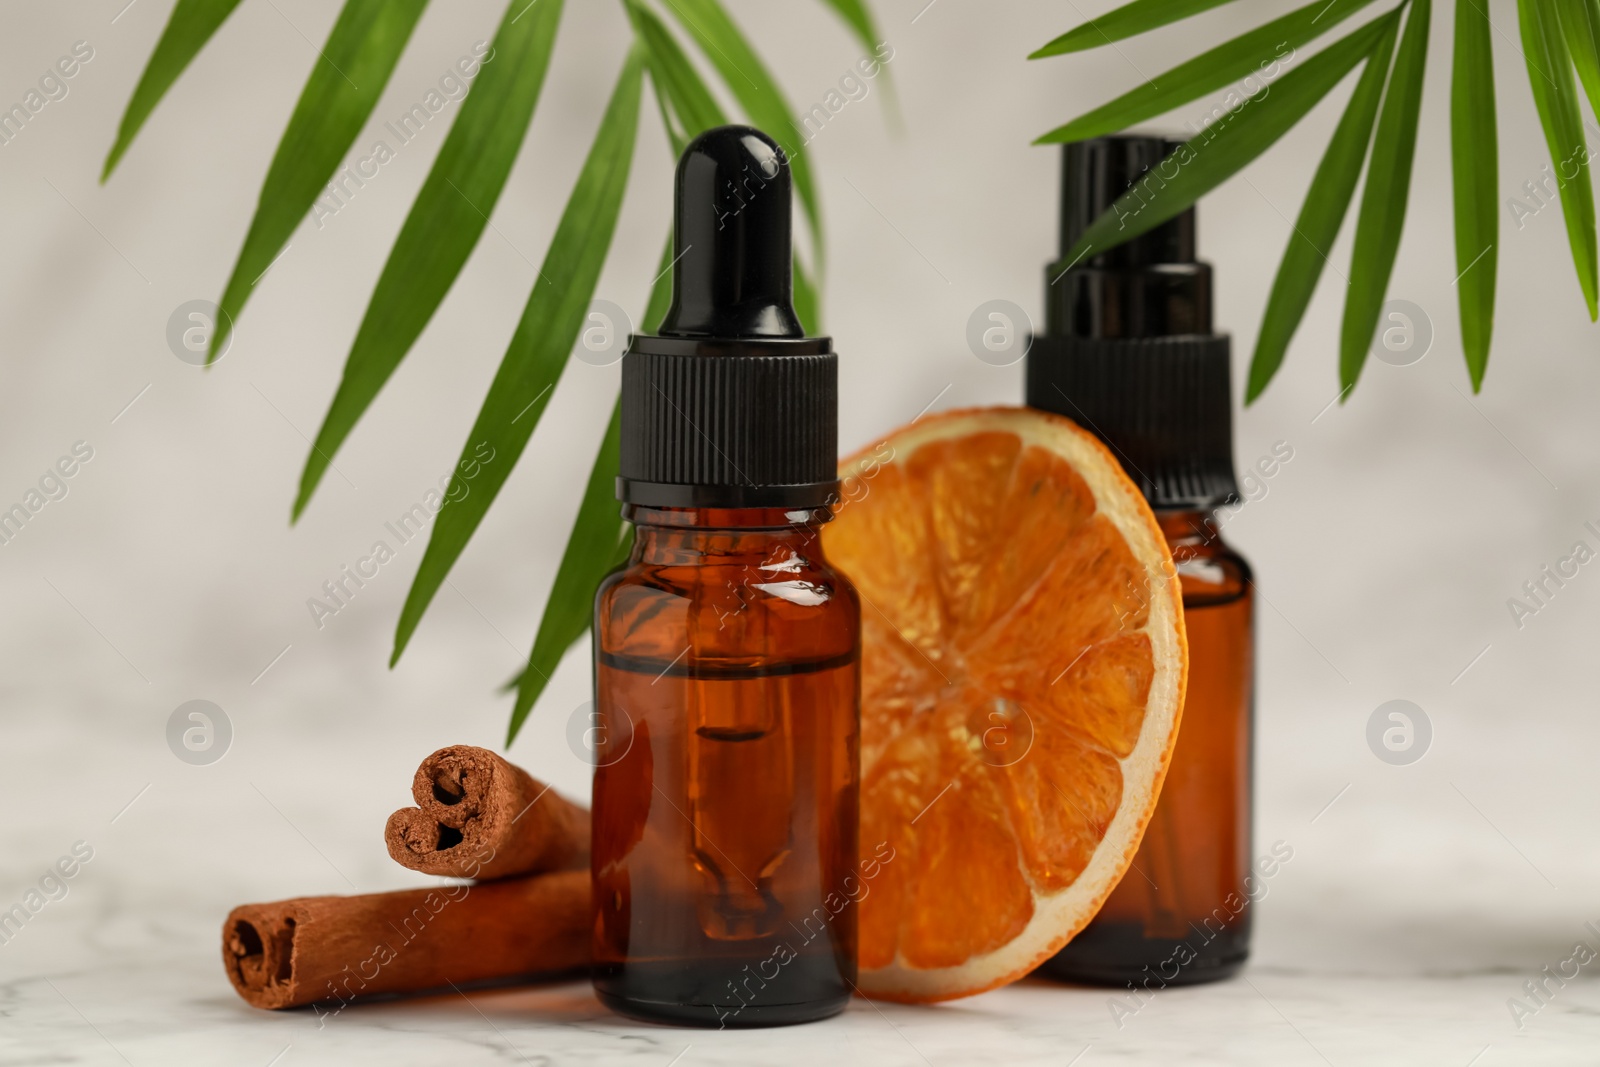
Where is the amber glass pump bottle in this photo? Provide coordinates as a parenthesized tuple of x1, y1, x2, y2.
(591, 125, 861, 1027)
(1029, 136, 1255, 986)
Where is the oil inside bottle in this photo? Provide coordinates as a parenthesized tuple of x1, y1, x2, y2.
(1041, 514, 1254, 985)
(592, 650, 858, 1026)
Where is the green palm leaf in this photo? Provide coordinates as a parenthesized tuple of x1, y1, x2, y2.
(630, 0, 728, 132)
(1030, 0, 1241, 59)
(505, 236, 674, 742)
(505, 397, 628, 741)
(1247, 15, 1399, 403)
(101, 0, 246, 180)
(793, 253, 819, 334)
(105, 1, 879, 742)
(1339, 0, 1432, 395)
(391, 45, 645, 666)
(210, 0, 429, 363)
(1453, 0, 1498, 391)
(817, 0, 883, 55)
(1035, 0, 1380, 144)
(293, 0, 565, 519)
(1558, 0, 1600, 118)
(814, 0, 899, 125)
(1063, 12, 1399, 266)
(1520, 0, 1599, 319)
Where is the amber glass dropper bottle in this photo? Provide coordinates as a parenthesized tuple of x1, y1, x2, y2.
(590, 125, 861, 1026)
(1029, 136, 1255, 986)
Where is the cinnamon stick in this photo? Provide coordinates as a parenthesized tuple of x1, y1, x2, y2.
(222, 869, 590, 1011)
(384, 745, 589, 880)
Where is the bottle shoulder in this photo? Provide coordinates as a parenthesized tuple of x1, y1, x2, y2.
(1168, 529, 1252, 608)
(596, 543, 859, 665)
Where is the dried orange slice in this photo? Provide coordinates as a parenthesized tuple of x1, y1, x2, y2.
(823, 406, 1187, 1002)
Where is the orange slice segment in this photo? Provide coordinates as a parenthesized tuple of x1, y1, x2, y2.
(824, 407, 1187, 1002)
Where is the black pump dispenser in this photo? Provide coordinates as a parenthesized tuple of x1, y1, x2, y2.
(619, 125, 837, 509)
(1027, 136, 1239, 509)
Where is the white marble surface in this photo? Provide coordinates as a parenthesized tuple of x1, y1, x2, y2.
(5, 963, 1597, 1067)
(8, 938, 1600, 1065)
(8, 0, 1600, 1062)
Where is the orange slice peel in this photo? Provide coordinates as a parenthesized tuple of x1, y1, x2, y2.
(823, 407, 1188, 1002)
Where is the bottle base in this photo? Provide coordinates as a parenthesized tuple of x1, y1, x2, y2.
(1037, 921, 1249, 988)
(593, 957, 853, 1029)
(596, 988, 850, 1029)
(1038, 954, 1246, 988)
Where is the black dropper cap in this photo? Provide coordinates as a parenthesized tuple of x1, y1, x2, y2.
(1026, 136, 1239, 511)
(618, 125, 837, 509)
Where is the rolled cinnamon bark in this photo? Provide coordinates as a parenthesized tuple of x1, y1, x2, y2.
(384, 745, 589, 880)
(222, 869, 590, 1011)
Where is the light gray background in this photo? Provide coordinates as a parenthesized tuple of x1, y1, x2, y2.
(2, 0, 1597, 1061)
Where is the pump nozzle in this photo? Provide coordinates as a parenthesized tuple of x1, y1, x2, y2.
(1027, 135, 1239, 511)
(659, 125, 803, 339)
(1047, 136, 1211, 339)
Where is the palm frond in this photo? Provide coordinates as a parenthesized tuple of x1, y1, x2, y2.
(1036, 0, 1590, 399)
(1522, 0, 1600, 319)
(391, 45, 646, 665)
(294, 0, 565, 518)
(1062, 13, 1400, 266)
(1035, 0, 1381, 144)
(102, 0, 246, 179)
(1248, 15, 1399, 402)
(211, 0, 428, 363)
(504, 235, 673, 742)
(1339, 0, 1432, 396)
(1030, 0, 1240, 59)
(1453, 0, 1498, 391)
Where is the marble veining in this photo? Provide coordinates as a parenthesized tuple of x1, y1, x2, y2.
(5, 945, 1600, 1065)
